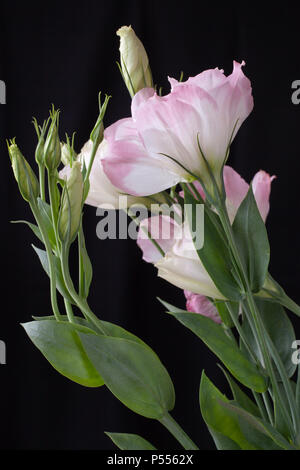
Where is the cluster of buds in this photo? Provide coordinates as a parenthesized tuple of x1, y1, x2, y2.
(8, 108, 85, 247)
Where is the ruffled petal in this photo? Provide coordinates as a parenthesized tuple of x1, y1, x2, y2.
(102, 117, 181, 196)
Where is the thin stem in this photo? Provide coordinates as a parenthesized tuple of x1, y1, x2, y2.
(64, 298, 75, 323)
(78, 225, 85, 298)
(217, 198, 296, 437)
(48, 171, 60, 243)
(265, 328, 299, 432)
(60, 244, 107, 335)
(159, 412, 199, 450)
(262, 392, 275, 426)
(38, 164, 46, 202)
(225, 302, 259, 366)
(252, 391, 270, 423)
(30, 201, 62, 321)
(244, 298, 296, 434)
(265, 287, 300, 319)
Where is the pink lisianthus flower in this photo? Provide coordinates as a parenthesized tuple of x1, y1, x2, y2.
(137, 166, 275, 300)
(101, 61, 253, 197)
(180, 165, 275, 222)
(184, 290, 221, 324)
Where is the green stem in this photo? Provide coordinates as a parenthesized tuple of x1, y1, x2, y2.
(38, 164, 46, 202)
(64, 298, 75, 323)
(60, 244, 107, 335)
(264, 328, 299, 432)
(217, 199, 296, 437)
(159, 412, 199, 450)
(30, 201, 62, 321)
(262, 392, 275, 426)
(265, 286, 300, 319)
(252, 391, 270, 423)
(225, 302, 259, 366)
(78, 225, 85, 298)
(48, 171, 60, 242)
(243, 298, 296, 434)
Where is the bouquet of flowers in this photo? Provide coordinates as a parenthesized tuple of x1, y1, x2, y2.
(9, 25, 300, 450)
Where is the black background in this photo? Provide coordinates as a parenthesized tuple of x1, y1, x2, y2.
(1, 0, 300, 451)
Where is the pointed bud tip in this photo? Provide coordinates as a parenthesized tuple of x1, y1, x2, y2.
(116, 25, 133, 38)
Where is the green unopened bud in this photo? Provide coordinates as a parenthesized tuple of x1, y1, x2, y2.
(117, 25, 153, 97)
(61, 142, 77, 166)
(32, 117, 47, 166)
(44, 109, 61, 171)
(58, 161, 83, 243)
(35, 133, 45, 165)
(8, 141, 39, 202)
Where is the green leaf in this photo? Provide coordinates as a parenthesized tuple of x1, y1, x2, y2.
(32, 245, 74, 304)
(220, 401, 294, 450)
(232, 187, 270, 293)
(241, 299, 297, 379)
(160, 299, 267, 392)
(11, 220, 43, 243)
(207, 426, 241, 450)
(215, 300, 238, 328)
(218, 365, 261, 417)
(37, 198, 57, 249)
(79, 333, 175, 419)
(273, 381, 297, 439)
(199, 371, 257, 449)
(184, 188, 241, 300)
(33, 315, 152, 350)
(105, 432, 156, 450)
(22, 320, 104, 387)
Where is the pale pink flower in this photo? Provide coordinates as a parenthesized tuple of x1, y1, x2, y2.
(102, 61, 253, 196)
(184, 291, 221, 324)
(179, 165, 275, 222)
(137, 166, 275, 300)
(137, 216, 225, 299)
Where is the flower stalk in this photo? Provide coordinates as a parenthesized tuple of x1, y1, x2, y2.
(215, 191, 298, 438)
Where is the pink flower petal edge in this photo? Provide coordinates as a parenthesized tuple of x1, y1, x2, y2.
(184, 291, 222, 324)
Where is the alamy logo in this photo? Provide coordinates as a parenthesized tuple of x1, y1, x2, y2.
(291, 340, 300, 365)
(0, 340, 6, 364)
(0, 80, 6, 104)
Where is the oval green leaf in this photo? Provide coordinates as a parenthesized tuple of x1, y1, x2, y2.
(79, 333, 175, 419)
(232, 187, 270, 293)
(160, 299, 267, 392)
(22, 320, 104, 387)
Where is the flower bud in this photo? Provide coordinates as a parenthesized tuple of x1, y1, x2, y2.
(8, 141, 39, 202)
(35, 133, 45, 166)
(61, 142, 77, 166)
(32, 118, 47, 166)
(58, 161, 83, 243)
(117, 25, 153, 97)
(44, 110, 61, 171)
